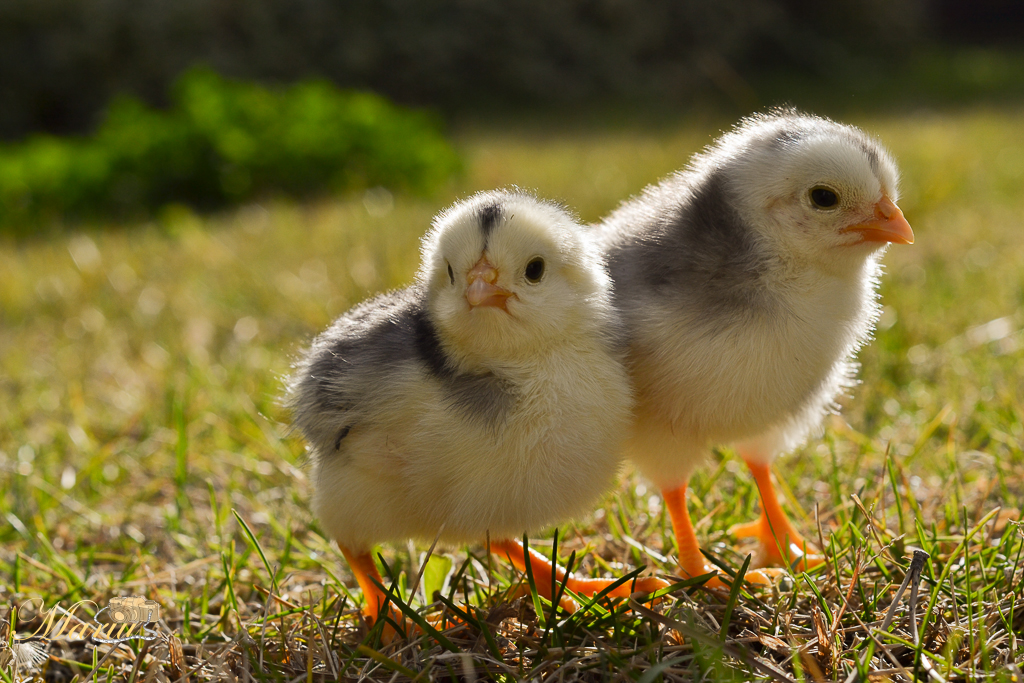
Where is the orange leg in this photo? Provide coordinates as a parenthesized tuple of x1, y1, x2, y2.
(727, 460, 824, 569)
(663, 484, 780, 587)
(339, 545, 418, 640)
(490, 539, 669, 611)
(663, 485, 727, 587)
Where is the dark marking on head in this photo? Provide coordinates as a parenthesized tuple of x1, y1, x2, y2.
(334, 425, 351, 450)
(478, 202, 503, 247)
(768, 128, 803, 150)
(859, 141, 882, 179)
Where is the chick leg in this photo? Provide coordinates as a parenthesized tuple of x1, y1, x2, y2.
(728, 460, 825, 569)
(339, 545, 416, 639)
(491, 539, 669, 611)
(663, 484, 778, 587)
(662, 484, 728, 588)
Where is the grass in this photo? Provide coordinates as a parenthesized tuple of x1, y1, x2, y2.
(2, 102, 1024, 681)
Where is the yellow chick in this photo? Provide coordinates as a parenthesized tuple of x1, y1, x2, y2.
(597, 111, 914, 583)
(287, 189, 664, 628)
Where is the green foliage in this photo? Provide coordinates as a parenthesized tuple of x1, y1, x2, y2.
(0, 0, 932, 139)
(0, 68, 461, 235)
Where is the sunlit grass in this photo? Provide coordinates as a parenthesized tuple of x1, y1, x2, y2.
(1, 104, 1023, 681)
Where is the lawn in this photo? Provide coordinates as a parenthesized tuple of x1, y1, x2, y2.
(1, 104, 1023, 681)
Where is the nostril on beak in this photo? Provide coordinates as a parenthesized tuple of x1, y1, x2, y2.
(876, 196, 897, 220)
(467, 257, 499, 285)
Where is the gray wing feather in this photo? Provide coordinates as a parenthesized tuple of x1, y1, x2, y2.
(286, 286, 515, 460)
(600, 167, 772, 337)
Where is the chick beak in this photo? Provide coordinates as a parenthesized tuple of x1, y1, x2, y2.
(465, 257, 514, 311)
(843, 196, 915, 245)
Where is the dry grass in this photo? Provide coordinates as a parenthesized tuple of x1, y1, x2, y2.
(2, 104, 1024, 681)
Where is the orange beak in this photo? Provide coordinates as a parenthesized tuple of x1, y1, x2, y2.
(465, 256, 514, 310)
(842, 196, 914, 245)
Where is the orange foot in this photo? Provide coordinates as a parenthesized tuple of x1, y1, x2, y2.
(339, 545, 449, 643)
(662, 484, 785, 588)
(729, 460, 825, 570)
(369, 605, 422, 642)
(491, 539, 670, 611)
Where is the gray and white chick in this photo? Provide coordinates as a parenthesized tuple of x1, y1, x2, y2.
(597, 110, 914, 582)
(287, 189, 658, 629)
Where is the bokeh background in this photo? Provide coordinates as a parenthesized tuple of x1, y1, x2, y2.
(2, 1, 1024, 680)
(3, 0, 1024, 140)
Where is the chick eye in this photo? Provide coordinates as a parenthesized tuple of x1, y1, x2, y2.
(447, 263, 455, 285)
(524, 257, 545, 283)
(810, 186, 839, 209)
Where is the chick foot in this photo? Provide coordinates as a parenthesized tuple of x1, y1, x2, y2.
(728, 460, 825, 570)
(565, 574, 671, 600)
(491, 539, 668, 612)
(340, 545, 449, 643)
(662, 484, 783, 588)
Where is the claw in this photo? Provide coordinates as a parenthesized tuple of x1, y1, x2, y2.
(663, 483, 792, 588)
(730, 460, 826, 570)
(492, 539, 669, 611)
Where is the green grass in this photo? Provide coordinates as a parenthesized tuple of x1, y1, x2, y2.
(2, 104, 1024, 681)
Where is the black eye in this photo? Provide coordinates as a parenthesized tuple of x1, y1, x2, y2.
(447, 263, 455, 285)
(810, 187, 839, 209)
(524, 257, 545, 283)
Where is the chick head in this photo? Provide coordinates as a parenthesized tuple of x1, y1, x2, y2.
(713, 110, 914, 273)
(418, 189, 611, 366)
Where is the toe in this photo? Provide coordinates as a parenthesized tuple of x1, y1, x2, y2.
(742, 567, 787, 585)
(728, 518, 764, 539)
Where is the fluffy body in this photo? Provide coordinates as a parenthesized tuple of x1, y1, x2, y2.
(288, 190, 633, 552)
(597, 110, 899, 490)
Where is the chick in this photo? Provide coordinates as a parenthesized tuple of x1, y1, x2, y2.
(597, 110, 914, 581)
(288, 189, 664, 629)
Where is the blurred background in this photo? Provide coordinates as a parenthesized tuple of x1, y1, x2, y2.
(3, 0, 1024, 237)
(3, 0, 1024, 140)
